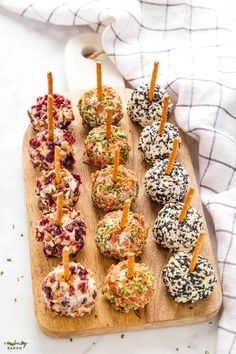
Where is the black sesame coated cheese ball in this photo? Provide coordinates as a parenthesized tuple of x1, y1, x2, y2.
(127, 83, 172, 127)
(162, 251, 216, 303)
(138, 121, 180, 165)
(153, 203, 204, 252)
(144, 160, 190, 204)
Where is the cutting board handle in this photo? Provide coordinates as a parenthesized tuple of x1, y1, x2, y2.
(64, 33, 125, 91)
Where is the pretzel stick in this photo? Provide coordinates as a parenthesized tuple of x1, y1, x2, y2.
(112, 146, 120, 181)
(148, 61, 159, 101)
(127, 252, 135, 279)
(47, 94, 54, 141)
(55, 192, 64, 226)
(158, 95, 169, 136)
(54, 146, 61, 185)
(106, 109, 112, 139)
(178, 186, 195, 223)
(189, 231, 206, 272)
(165, 137, 181, 175)
(63, 246, 70, 281)
(96, 61, 102, 100)
(47, 71, 53, 96)
(120, 199, 131, 229)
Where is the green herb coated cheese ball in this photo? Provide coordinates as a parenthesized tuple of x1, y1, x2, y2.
(78, 86, 123, 129)
(104, 260, 155, 312)
(84, 124, 130, 169)
(91, 165, 139, 212)
(96, 210, 148, 259)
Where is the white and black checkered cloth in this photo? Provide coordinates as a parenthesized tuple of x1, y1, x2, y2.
(1, 0, 236, 353)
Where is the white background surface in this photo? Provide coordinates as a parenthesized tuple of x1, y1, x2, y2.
(1, 2, 235, 353)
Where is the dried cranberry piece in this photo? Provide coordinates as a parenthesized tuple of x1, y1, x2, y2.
(36, 180, 42, 189)
(61, 300, 69, 307)
(63, 131, 76, 145)
(29, 138, 40, 149)
(69, 285, 75, 295)
(79, 268, 88, 280)
(81, 297, 87, 304)
(45, 194, 54, 207)
(70, 265, 76, 274)
(78, 282, 88, 293)
(36, 230, 44, 241)
(73, 173, 81, 184)
(42, 284, 52, 300)
(62, 153, 75, 167)
(48, 224, 62, 236)
(44, 173, 55, 185)
(45, 150, 54, 163)
(39, 218, 48, 226)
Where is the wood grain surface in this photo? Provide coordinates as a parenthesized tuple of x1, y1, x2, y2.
(22, 88, 222, 337)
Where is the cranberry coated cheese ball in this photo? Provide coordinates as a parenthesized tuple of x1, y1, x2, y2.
(42, 262, 97, 317)
(28, 94, 75, 131)
(153, 203, 204, 253)
(144, 160, 189, 204)
(96, 210, 148, 259)
(36, 207, 86, 257)
(84, 124, 130, 169)
(36, 167, 81, 210)
(162, 251, 216, 303)
(29, 128, 76, 170)
(127, 83, 172, 127)
(104, 261, 155, 312)
(138, 121, 180, 165)
(78, 86, 123, 129)
(91, 165, 139, 212)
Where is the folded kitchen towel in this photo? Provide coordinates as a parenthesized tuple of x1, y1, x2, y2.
(1, 1, 236, 353)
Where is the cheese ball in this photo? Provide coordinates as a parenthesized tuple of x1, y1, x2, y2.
(29, 128, 76, 170)
(104, 261, 155, 312)
(162, 251, 216, 303)
(153, 203, 204, 252)
(91, 165, 139, 212)
(84, 124, 130, 169)
(96, 210, 148, 259)
(36, 167, 81, 210)
(144, 160, 189, 204)
(78, 86, 123, 129)
(127, 83, 172, 127)
(42, 262, 97, 317)
(36, 207, 86, 257)
(138, 121, 180, 165)
(28, 93, 75, 131)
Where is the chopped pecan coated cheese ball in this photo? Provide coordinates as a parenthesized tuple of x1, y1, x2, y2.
(138, 121, 180, 165)
(36, 207, 86, 257)
(162, 251, 216, 303)
(78, 86, 123, 129)
(29, 93, 75, 131)
(84, 124, 130, 169)
(127, 83, 172, 127)
(29, 128, 76, 170)
(96, 210, 148, 259)
(144, 160, 189, 204)
(104, 260, 155, 312)
(153, 203, 204, 252)
(42, 262, 97, 317)
(36, 167, 81, 210)
(91, 165, 139, 212)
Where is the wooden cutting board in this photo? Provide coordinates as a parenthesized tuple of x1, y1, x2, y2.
(22, 88, 222, 337)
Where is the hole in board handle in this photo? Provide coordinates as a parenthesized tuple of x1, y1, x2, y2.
(82, 46, 98, 59)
